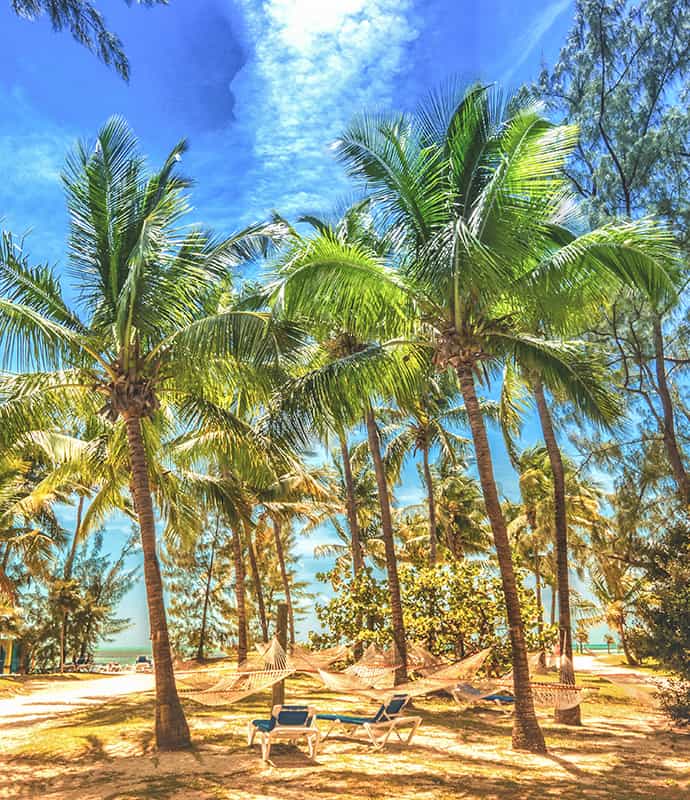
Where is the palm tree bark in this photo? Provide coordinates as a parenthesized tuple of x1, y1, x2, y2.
(123, 413, 190, 750)
(421, 444, 438, 565)
(619, 622, 637, 666)
(272, 516, 295, 645)
(64, 496, 85, 580)
(245, 522, 269, 642)
(365, 408, 408, 683)
(457, 367, 546, 752)
(231, 525, 249, 664)
(338, 432, 364, 576)
(61, 495, 85, 671)
(532, 378, 581, 726)
(339, 431, 365, 659)
(196, 518, 219, 661)
(653, 317, 690, 506)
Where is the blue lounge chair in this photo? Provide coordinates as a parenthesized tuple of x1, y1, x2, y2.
(248, 704, 320, 761)
(316, 693, 422, 749)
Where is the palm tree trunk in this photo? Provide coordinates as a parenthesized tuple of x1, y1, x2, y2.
(272, 516, 295, 645)
(550, 587, 557, 626)
(619, 622, 637, 666)
(457, 366, 545, 753)
(196, 518, 218, 661)
(61, 495, 86, 673)
(365, 408, 408, 683)
(64, 496, 85, 580)
(653, 317, 690, 505)
(535, 559, 544, 639)
(123, 413, 190, 751)
(245, 523, 269, 642)
(339, 431, 364, 659)
(338, 432, 364, 576)
(532, 378, 581, 726)
(421, 444, 438, 565)
(231, 526, 248, 664)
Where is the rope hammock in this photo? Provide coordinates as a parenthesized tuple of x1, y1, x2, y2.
(406, 642, 445, 673)
(288, 643, 350, 673)
(176, 637, 294, 706)
(344, 642, 401, 687)
(317, 648, 491, 700)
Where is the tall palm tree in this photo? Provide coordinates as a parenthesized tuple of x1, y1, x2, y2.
(11, 0, 167, 80)
(0, 118, 294, 749)
(271, 85, 678, 751)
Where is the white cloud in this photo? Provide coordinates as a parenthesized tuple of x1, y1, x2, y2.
(195, 0, 419, 225)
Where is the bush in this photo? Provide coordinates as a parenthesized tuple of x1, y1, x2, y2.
(657, 678, 690, 726)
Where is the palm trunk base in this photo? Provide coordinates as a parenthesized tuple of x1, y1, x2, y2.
(555, 656, 582, 725)
(511, 710, 547, 753)
(155, 697, 191, 750)
(555, 705, 582, 725)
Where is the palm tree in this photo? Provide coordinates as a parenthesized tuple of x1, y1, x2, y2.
(11, 0, 167, 80)
(586, 525, 646, 666)
(0, 118, 293, 749)
(272, 85, 677, 751)
(382, 375, 469, 564)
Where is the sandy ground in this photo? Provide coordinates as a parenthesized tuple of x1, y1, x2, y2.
(0, 673, 154, 751)
(0, 658, 687, 800)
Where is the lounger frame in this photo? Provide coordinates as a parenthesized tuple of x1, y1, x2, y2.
(319, 695, 422, 750)
(248, 704, 320, 761)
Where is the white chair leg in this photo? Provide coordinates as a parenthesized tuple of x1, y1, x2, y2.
(262, 735, 271, 761)
(248, 724, 257, 746)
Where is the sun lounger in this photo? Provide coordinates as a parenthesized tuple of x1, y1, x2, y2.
(248, 704, 320, 761)
(316, 693, 421, 749)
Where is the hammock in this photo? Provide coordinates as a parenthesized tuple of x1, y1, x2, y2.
(344, 642, 401, 686)
(406, 642, 445, 672)
(288, 643, 350, 673)
(417, 648, 491, 684)
(317, 668, 383, 699)
(177, 637, 294, 706)
(317, 648, 491, 701)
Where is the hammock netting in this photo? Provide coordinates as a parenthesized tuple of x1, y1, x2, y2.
(318, 647, 491, 700)
(176, 638, 593, 711)
(288, 643, 350, 673)
(176, 637, 294, 706)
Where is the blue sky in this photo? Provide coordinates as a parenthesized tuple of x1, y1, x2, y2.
(0, 0, 577, 648)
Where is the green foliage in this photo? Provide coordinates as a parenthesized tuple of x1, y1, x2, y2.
(163, 516, 235, 660)
(534, 0, 690, 241)
(311, 561, 555, 673)
(310, 568, 391, 650)
(631, 521, 690, 679)
(17, 530, 138, 671)
(657, 677, 690, 725)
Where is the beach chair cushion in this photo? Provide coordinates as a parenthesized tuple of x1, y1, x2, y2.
(251, 705, 312, 733)
(317, 713, 374, 725)
(485, 693, 514, 703)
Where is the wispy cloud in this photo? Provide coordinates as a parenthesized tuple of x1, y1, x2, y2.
(501, 0, 572, 84)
